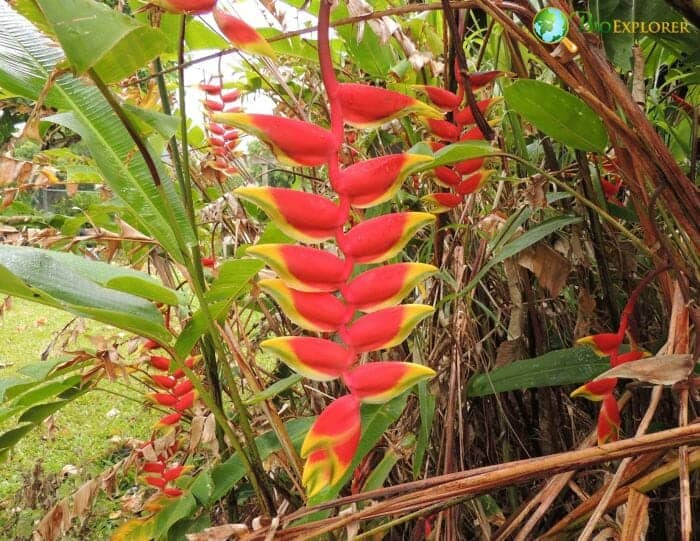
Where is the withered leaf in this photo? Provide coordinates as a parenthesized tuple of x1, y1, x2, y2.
(594, 354, 694, 385)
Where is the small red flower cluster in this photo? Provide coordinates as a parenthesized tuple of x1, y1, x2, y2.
(138, 340, 199, 497)
(600, 156, 623, 204)
(416, 71, 505, 212)
(201, 82, 241, 176)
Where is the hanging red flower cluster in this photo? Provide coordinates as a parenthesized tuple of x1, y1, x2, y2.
(201, 82, 241, 176)
(415, 70, 504, 212)
(137, 341, 200, 497)
(211, 2, 439, 497)
(570, 268, 665, 444)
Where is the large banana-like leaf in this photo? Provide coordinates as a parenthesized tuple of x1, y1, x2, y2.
(0, 246, 171, 343)
(0, 2, 194, 263)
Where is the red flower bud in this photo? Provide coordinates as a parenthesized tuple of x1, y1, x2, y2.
(344, 361, 435, 403)
(576, 333, 622, 357)
(221, 89, 241, 102)
(175, 390, 196, 411)
(455, 169, 495, 196)
(144, 476, 167, 489)
(213, 113, 333, 167)
(204, 99, 224, 112)
(597, 394, 620, 444)
(213, 7, 276, 59)
(571, 377, 618, 401)
(426, 119, 460, 141)
(433, 166, 461, 188)
(151, 0, 215, 14)
(151, 375, 177, 389)
(163, 466, 186, 481)
(150, 393, 178, 407)
(200, 83, 222, 94)
(149, 355, 171, 371)
(208, 137, 225, 148)
(453, 97, 502, 126)
(157, 412, 182, 426)
(200, 256, 216, 268)
(412, 85, 462, 110)
(163, 487, 184, 498)
(142, 462, 165, 474)
(338, 83, 442, 129)
(467, 70, 507, 89)
(421, 192, 463, 213)
(143, 339, 161, 350)
(173, 380, 194, 397)
(454, 157, 485, 176)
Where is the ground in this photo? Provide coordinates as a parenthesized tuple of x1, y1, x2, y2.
(0, 299, 156, 540)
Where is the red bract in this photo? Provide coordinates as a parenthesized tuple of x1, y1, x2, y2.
(422, 192, 463, 213)
(142, 462, 165, 474)
(213, 113, 334, 167)
(338, 154, 432, 208)
(426, 118, 461, 141)
(453, 97, 502, 126)
(234, 187, 345, 242)
(213, 7, 276, 59)
(338, 83, 442, 128)
(258, 279, 351, 332)
(246, 244, 352, 292)
(260, 336, 354, 381)
(338, 212, 435, 263)
(144, 476, 167, 489)
(468, 70, 507, 89)
(341, 263, 437, 312)
(158, 412, 182, 426)
(456, 169, 495, 196)
(434, 166, 461, 188)
(150, 393, 178, 407)
(454, 157, 485, 175)
(173, 380, 193, 397)
(576, 333, 623, 357)
(149, 355, 171, 371)
(343, 362, 435, 403)
(412, 85, 462, 110)
(340, 305, 434, 352)
(571, 378, 618, 401)
(597, 394, 621, 444)
(150, 0, 215, 14)
(151, 375, 177, 389)
(175, 390, 196, 411)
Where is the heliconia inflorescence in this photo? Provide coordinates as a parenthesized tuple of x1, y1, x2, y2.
(571, 268, 665, 444)
(415, 74, 506, 213)
(135, 340, 200, 498)
(201, 81, 241, 176)
(213, 0, 439, 497)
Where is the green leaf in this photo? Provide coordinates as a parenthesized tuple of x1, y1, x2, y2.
(175, 259, 263, 357)
(362, 448, 400, 492)
(503, 80, 608, 152)
(413, 380, 435, 479)
(243, 374, 303, 406)
(18, 398, 70, 424)
(151, 493, 197, 540)
(186, 19, 229, 50)
(0, 3, 194, 262)
(443, 215, 581, 305)
(123, 103, 180, 140)
(466, 347, 611, 397)
(0, 246, 182, 305)
(429, 141, 498, 169)
(13, 376, 80, 406)
(35, 0, 169, 83)
(0, 246, 171, 343)
(0, 423, 33, 452)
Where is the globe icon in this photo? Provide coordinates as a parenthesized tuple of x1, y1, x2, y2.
(532, 7, 569, 44)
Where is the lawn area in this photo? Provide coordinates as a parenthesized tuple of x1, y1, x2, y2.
(0, 298, 156, 539)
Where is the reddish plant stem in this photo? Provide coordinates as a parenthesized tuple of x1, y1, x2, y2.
(616, 266, 670, 341)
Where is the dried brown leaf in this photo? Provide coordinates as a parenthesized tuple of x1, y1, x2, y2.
(185, 523, 250, 540)
(516, 244, 571, 297)
(594, 354, 694, 385)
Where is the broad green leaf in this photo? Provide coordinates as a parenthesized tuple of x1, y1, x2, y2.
(123, 103, 180, 140)
(186, 19, 229, 50)
(0, 3, 194, 262)
(362, 448, 400, 492)
(243, 374, 303, 406)
(0, 246, 181, 305)
(151, 493, 198, 540)
(0, 246, 171, 343)
(205, 417, 314, 504)
(18, 399, 69, 424)
(466, 347, 611, 397)
(503, 80, 608, 152)
(35, 0, 169, 83)
(13, 376, 80, 407)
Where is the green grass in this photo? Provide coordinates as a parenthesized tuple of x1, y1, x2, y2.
(0, 298, 157, 539)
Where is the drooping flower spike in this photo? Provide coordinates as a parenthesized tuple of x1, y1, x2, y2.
(597, 394, 621, 444)
(231, 0, 438, 498)
(213, 7, 276, 59)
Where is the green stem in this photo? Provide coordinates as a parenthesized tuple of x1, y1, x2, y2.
(89, 65, 272, 514)
(173, 16, 273, 512)
(503, 153, 653, 258)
